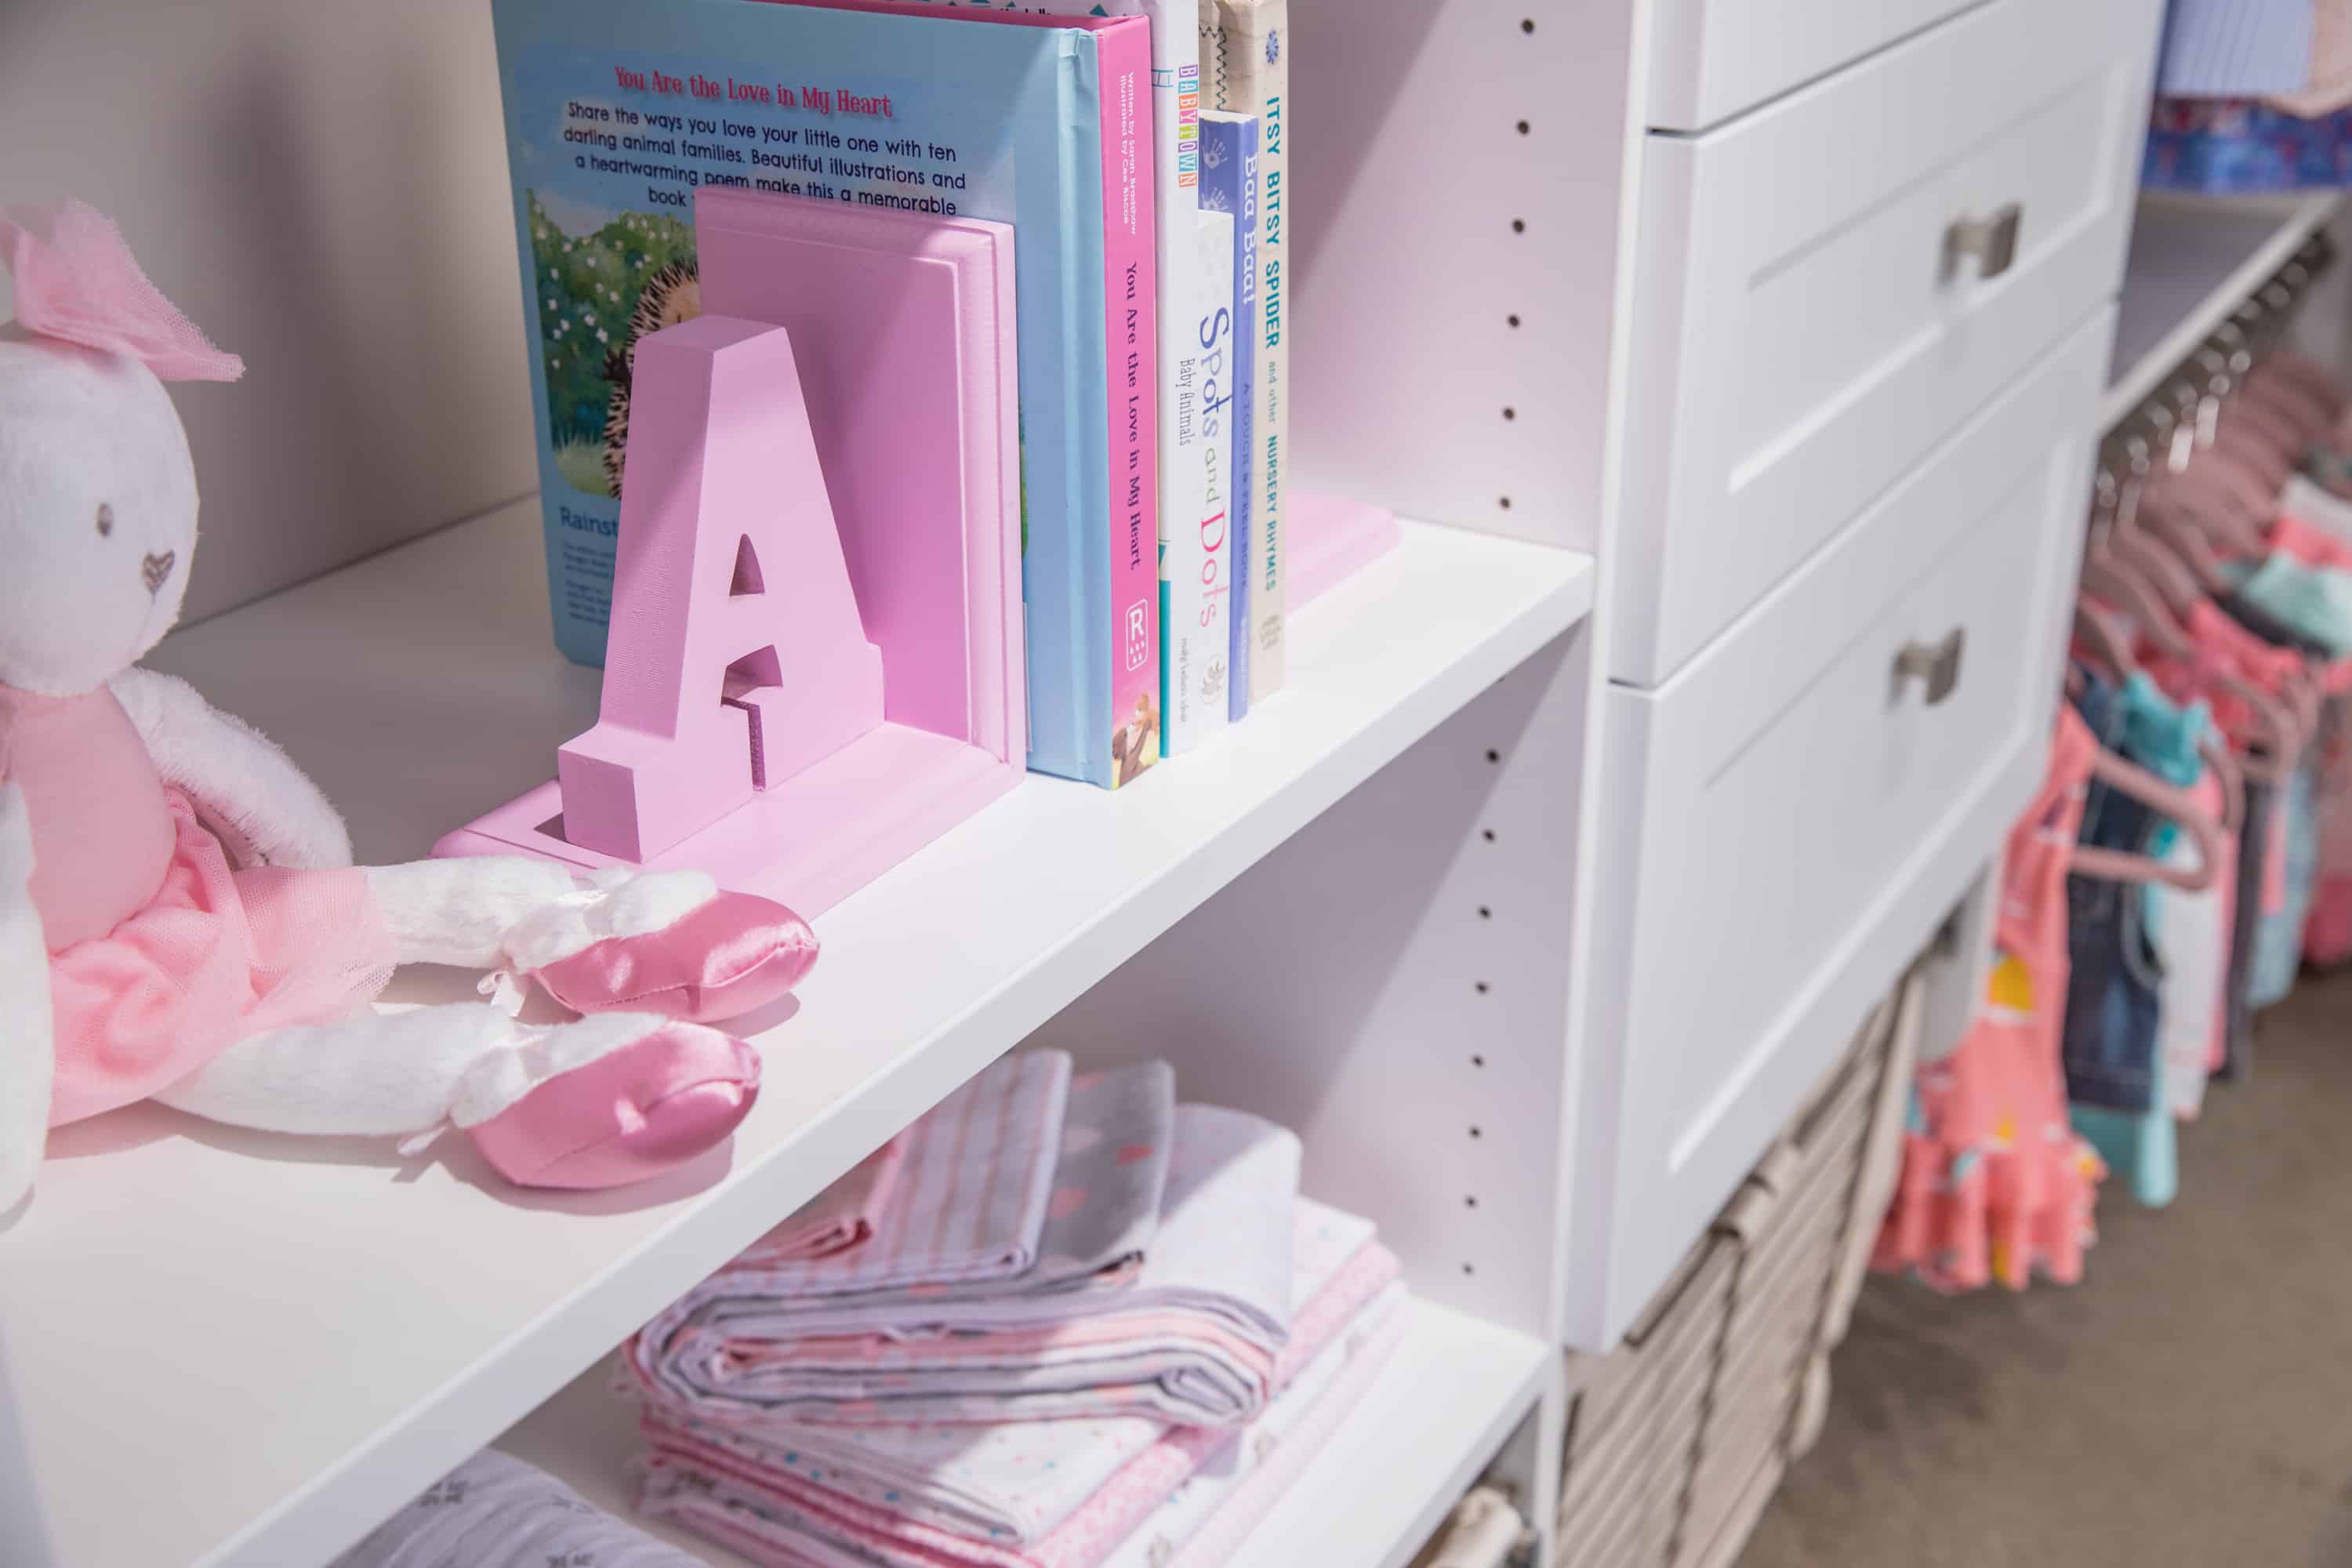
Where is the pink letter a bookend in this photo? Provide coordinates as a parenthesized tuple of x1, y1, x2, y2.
(437, 197, 1025, 918)
(556, 317, 885, 862)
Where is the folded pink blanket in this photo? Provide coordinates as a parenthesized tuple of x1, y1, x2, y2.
(634, 1102, 1293, 1428)
(633, 1213, 1399, 1567)
(638, 1272, 1405, 1568)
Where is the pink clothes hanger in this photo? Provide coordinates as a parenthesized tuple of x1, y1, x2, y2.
(2151, 465, 2271, 556)
(2073, 598, 2140, 681)
(2081, 543, 2196, 660)
(2200, 733, 2245, 834)
(2075, 566, 2299, 784)
(2134, 493, 2241, 597)
(2071, 745, 2224, 892)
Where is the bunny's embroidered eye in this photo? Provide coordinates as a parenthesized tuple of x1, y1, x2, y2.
(96, 503, 114, 538)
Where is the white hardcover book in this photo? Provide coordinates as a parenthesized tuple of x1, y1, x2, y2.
(1166, 207, 1239, 751)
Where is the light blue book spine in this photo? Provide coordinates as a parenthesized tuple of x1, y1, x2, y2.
(1200, 110, 1257, 724)
(487, 0, 1131, 786)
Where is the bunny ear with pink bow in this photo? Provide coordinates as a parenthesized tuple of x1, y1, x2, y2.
(1, 198, 242, 382)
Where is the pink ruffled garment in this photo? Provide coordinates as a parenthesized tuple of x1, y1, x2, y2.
(5, 684, 394, 1126)
(2139, 601, 2310, 756)
(1874, 706, 2107, 1293)
(2266, 509, 2352, 967)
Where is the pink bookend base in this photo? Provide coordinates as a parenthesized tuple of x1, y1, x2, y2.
(1289, 491, 1403, 610)
(435, 724, 1014, 920)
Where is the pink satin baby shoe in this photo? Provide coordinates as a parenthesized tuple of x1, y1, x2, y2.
(468, 1022, 761, 1190)
(528, 889, 819, 1024)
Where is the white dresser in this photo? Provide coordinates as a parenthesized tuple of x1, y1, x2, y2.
(1567, 0, 2164, 1347)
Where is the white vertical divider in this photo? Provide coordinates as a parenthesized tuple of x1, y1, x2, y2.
(1031, 625, 1592, 1560)
(1281, 0, 1655, 1555)
(1033, 629, 1588, 1335)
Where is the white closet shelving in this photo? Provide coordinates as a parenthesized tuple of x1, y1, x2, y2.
(2103, 191, 2343, 428)
(0, 499, 1591, 1568)
(7, 0, 2246, 1563)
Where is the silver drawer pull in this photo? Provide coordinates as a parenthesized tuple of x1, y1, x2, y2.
(1944, 203, 2022, 281)
(1893, 628, 1966, 706)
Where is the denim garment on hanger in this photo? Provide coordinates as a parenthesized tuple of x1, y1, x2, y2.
(2062, 671, 2168, 1116)
(2071, 677, 2205, 1207)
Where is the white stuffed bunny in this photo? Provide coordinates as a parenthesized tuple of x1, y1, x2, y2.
(0, 201, 817, 1212)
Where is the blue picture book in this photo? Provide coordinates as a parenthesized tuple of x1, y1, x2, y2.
(489, 0, 1159, 787)
(1199, 110, 1258, 724)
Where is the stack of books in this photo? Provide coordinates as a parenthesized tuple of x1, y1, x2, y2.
(491, 0, 1295, 791)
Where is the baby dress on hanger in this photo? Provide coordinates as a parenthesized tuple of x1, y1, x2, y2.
(2060, 673, 2169, 1123)
(2068, 675, 2217, 1207)
(2142, 601, 2302, 1077)
(2271, 484, 2352, 968)
(1875, 706, 2107, 1293)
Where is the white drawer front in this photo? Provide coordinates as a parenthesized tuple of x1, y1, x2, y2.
(1613, 0, 2158, 686)
(1566, 309, 2111, 1348)
(1647, 0, 1980, 132)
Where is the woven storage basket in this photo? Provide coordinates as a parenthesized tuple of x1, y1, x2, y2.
(1556, 1228, 1736, 1566)
(1557, 967, 1925, 1568)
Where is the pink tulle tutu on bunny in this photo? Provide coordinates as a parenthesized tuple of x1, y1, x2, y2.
(2, 682, 396, 1126)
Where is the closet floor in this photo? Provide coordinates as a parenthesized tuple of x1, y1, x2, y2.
(1740, 971, 2352, 1567)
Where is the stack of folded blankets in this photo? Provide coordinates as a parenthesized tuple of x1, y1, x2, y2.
(622, 1050, 1406, 1568)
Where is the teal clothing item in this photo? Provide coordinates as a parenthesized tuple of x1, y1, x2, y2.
(2067, 674, 2205, 1209)
(2071, 1099, 2178, 1208)
(2249, 757, 2321, 1009)
(2119, 672, 2210, 897)
(2229, 554, 2352, 659)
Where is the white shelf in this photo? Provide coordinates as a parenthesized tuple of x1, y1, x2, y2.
(0, 498, 1592, 1568)
(497, 1296, 1549, 1568)
(1221, 1300, 1548, 1568)
(2102, 191, 2343, 430)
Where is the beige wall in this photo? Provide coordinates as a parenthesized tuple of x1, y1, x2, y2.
(1, 0, 537, 622)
